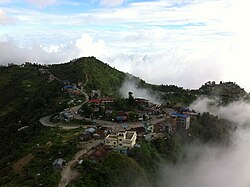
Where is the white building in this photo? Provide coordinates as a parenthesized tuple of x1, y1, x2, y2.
(104, 131, 137, 149)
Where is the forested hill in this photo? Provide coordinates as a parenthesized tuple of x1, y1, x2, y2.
(48, 57, 126, 96)
(0, 57, 248, 186)
(198, 81, 247, 103)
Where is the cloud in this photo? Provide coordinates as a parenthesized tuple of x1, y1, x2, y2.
(75, 34, 109, 57)
(1, 0, 250, 91)
(0, 37, 78, 65)
(25, 0, 58, 8)
(119, 77, 162, 104)
(157, 98, 250, 187)
(102, 49, 223, 89)
(100, 0, 126, 7)
(190, 98, 250, 126)
(0, 34, 110, 65)
(0, 9, 15, 24)
(158, 134, 250, 187)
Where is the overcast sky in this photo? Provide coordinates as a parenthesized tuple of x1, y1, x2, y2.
(0, 0, 250, 90)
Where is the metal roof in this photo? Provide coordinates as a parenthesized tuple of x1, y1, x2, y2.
(171, 113, 190, 118)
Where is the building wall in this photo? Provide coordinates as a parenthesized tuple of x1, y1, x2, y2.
(105, 131, 137, 149)
(104, 136, 118, 148)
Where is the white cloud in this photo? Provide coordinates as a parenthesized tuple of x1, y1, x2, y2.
(75, 34, 110, 57)
(119, 78, 161, 104)
(0, 37, 78, 65)
(158, 98, 250, 187)
(159, 133, 250, 187)
(190, 98, 250, 127)
(0, 9, 15, 24)
(100, 0, 126, 7)
(0, 34, 111, 65)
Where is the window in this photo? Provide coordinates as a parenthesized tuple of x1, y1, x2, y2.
(119, 144, 122, 146)
(119, 139, 123, 141)
(114, 142, 116, 144)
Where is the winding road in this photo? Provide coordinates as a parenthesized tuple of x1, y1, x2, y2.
(39, 71, 167, 187)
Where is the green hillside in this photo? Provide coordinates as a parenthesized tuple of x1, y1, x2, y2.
(0, 57, 247, 186)
(48, 57, 126, 96)
(199, 81, 247, 104)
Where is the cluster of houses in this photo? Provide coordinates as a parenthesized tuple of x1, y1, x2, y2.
(84, 97, 162, 123)
(62, 80, 84, 96)
(52, 98, 198, 171)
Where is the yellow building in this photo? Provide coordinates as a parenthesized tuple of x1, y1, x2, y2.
(105, 131, 137, 149)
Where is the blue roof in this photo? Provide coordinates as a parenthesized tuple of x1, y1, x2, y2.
(171, 113, 190, 118)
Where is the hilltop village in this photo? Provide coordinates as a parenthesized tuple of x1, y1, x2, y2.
(44, 79, 198, 177)
(1, 60, 239, 187)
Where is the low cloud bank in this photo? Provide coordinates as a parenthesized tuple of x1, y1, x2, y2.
(0, 34, 108, 65)
(157, 97, 250, 187)
(190, 97, 250, 126)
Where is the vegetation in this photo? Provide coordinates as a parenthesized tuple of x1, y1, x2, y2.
(198, 81, 246, 104)
(49, 57, 126, 96)
(1, 126, 80, 186)
(189, 112, 233, 144)
(0, 58, 244, 187)
(150, 84, 199, 106)
(69, 151, 150, 187)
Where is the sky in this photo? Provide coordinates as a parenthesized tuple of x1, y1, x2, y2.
(0, 0, 250, 91)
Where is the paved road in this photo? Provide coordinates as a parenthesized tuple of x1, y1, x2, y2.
(94, 116, 165, 133)
(40, 114, 166, 131)
(39, 116, 83, 129)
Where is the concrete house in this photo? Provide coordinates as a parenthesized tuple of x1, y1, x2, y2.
(104, 131, 137, 149)
(171, 113, 190, 130)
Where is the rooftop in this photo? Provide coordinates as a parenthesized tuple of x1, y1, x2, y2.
(107, 134, 118, 139)
(125, 131, 135, 139)
(171, 113, 190, 118)
(53, 158, 64, 166)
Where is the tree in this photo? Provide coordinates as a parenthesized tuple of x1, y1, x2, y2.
(128, 92, 134, 105)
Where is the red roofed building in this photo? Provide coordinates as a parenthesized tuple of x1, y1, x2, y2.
(88, 98, 114, 105)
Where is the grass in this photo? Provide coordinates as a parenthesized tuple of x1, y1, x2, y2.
(2, 126, 82, 186)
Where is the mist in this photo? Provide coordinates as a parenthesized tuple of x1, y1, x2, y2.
(119, 77, 161, 104)
(157, 97, 250, 187)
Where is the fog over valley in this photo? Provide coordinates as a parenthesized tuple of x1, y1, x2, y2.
(157, 98, 250, 187)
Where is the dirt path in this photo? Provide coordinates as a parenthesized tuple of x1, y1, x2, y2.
(58, 140, 101, 187)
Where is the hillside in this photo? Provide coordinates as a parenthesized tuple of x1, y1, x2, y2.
(0, 57, 247, 186)
(48, 57, 126, 96)
(198, 81, 247, 104)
